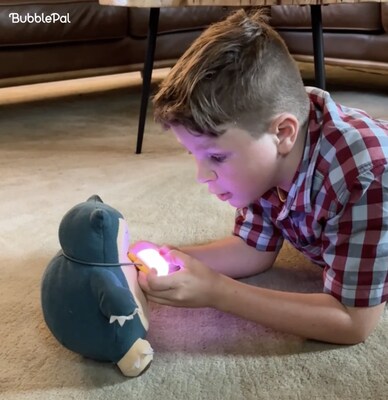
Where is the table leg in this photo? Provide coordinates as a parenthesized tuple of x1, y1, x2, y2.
(136, 8, 160, 154)
(310, 5, 326, 90)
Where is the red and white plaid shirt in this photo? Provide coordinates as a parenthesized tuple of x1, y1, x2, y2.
(234, 87, 388, 307)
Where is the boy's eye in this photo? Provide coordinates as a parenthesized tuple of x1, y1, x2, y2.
(210, 154, 227, 163)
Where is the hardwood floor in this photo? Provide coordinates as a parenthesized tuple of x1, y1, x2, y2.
(0, 63, 386, 106)
(0, 68, 170, 106)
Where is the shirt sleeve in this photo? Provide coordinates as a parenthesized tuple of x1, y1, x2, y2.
(322, 168, 388, 307)
(233, 200, 284, 252)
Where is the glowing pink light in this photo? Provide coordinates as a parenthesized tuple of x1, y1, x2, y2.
(137, 248, 170, 276)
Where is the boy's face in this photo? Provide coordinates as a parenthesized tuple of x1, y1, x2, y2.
(171, 124, 282, 208)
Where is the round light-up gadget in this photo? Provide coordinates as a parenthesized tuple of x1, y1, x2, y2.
(137, 248, 170, 276)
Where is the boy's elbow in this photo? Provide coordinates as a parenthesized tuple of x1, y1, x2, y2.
(330, 324, 372, 345)
(342, 302, 386, 345)
(344, 328, 370, 345)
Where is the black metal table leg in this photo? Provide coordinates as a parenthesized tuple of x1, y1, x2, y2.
(310, 5, 326, 90)
(136, 8, 160, 154)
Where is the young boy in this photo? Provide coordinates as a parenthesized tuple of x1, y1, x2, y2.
(134, 9, 388, 344)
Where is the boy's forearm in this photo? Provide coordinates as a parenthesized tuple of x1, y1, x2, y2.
(211, 275, 384, 344)
(181, 235, 278, 278)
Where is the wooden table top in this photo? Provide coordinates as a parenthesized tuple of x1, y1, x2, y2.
(99, 0, 388, 7)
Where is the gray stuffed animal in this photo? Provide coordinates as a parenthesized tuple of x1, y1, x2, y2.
(41, 195, 153, 377)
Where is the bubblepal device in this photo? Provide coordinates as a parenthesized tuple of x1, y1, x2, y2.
(128, 248, 170, 276)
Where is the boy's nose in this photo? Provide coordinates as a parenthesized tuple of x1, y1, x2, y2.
(196, 164, 217, 183)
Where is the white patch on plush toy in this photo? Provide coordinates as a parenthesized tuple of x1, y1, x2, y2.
(117, 218, 131, 264)
(133, 343, 154, 370)
(110, 308, 139, 327)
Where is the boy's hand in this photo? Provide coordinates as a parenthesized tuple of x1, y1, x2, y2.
(138, 249, 221, 308)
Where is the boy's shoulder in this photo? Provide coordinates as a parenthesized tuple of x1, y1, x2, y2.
(307, 86, 388, 167)
(306, 87, 388, 206)
(306, 86, 388, 137)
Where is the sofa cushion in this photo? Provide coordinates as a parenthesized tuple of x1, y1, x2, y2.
(128, 6, 242, 38)
(0, 0, 128, 46)
(382, 4, 388, 33)
(271, 3, 382, 32)
(278, 31, 388, 64)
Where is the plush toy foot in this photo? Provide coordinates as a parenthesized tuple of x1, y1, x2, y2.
(117, 338, 153, 377)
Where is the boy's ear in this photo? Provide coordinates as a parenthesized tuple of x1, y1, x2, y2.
(269, 113, 299, 156)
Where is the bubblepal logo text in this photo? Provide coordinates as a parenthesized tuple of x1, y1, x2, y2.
(9, 13, 71, 24)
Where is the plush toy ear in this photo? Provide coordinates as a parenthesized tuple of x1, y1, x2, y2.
(87, 194, 104, 203)
(90, 208, 110, 231)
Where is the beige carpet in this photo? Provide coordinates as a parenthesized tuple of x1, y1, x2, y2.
(0, 70, 387, 400)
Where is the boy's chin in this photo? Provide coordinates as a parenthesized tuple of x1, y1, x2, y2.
(227, 197, 251, 209)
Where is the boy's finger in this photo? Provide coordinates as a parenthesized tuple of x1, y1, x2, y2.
(162, 249, 192, 268)
(147, 270, 182, 291)
(138, 271, 150, 291)
(146, 294, 179, 307)
(159, 245, 179, 256)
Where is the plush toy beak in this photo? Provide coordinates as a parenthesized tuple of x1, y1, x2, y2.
(127, 252, 150, 275)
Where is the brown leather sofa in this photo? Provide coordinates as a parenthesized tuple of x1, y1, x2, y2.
(0, 0, 387, 88)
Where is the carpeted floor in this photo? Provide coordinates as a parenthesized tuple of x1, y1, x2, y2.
(0, 70, 387, 400)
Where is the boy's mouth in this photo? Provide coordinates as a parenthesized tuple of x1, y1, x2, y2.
(216, 192, 232, 201)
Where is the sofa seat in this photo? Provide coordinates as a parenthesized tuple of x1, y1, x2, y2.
(271, 3, 388, 67)
(0, 0, 127, 45)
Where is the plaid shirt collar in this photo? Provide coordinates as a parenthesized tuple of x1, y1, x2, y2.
(277, 90, 325, 221)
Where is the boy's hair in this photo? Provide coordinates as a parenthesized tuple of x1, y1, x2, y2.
(153, 9, 310, 137)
